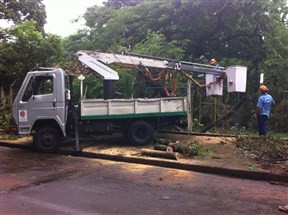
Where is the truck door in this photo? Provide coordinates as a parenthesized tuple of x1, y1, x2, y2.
(17, 73, 63, 134)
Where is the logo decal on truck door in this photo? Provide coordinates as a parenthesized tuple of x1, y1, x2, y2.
(19, 110, 28, 122)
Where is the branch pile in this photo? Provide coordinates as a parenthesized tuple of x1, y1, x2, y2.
(235, 136, 288, 170)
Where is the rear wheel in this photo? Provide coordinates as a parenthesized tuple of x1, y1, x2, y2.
(127, 121, 153, 146)
(33, 127, 60, 153)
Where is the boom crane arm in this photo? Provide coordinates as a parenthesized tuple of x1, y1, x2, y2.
(77, 50, 225, 76)
(76, 51, 247, 97)
(77, 51, 119, 80)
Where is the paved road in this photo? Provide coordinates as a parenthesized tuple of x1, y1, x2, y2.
(1, 146, 287, 214)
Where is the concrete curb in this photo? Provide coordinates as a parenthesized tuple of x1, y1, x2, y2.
(1, 141, 287, 183)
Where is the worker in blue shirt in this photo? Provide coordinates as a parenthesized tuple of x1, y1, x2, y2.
(256, 85, 275, 136)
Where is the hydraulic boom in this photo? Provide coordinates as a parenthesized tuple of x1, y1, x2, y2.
(77, 51, 225, 76)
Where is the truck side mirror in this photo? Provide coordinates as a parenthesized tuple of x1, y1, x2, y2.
(66, 89, 71, 100)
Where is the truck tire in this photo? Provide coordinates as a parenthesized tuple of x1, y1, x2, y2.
(33, 127, 60, 153)
(127, 121, 153, 146)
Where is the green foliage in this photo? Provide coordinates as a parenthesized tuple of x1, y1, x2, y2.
(64, 29, 94, 60)
(103, 0, 144, 8)
(0, 21, 64, 90)
(235, 136, 288, 161)
(184, 142, 201, 156)
(196, 144, 214, 158)
(134, 30, 184, 59)
(72, 74, 103, 101)
(0, 0, 46, 32)
(193, 119, 204, 130)
(270, 99, 288, 132)
(115, 69, 135, 98)
(1, 0, 287, 134)
(0, 102, 11, 131)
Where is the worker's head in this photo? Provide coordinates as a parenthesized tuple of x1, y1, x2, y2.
(259, 85, 268, 93)
(210, 59, 217, 66)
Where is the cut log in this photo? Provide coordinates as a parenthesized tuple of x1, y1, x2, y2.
(154, 144, 173, 153)
(168, 142, 184, 153)
(182, 144, 200, 157)
(141, 149, 180, 160)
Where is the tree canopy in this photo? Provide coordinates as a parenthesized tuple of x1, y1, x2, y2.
(0, 0, 63, 105)
(0, 21, 64, 88)
(1, 0, 288, 133)
(64, 0, 288, 132)
(0, 0, 46, 32)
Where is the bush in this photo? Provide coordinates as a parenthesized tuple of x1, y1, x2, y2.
(0, 102, 11, 131)
(235, 136, 288, 161)
(270, 99, 288, 132)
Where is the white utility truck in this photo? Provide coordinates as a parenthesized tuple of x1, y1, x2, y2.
(9, 51, 247, 153)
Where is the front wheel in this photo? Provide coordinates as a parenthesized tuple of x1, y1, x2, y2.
(33, 127, 60, 153)
(127, 121, 154, 146)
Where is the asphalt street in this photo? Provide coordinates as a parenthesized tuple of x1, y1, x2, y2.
(1, 146, 287, 214)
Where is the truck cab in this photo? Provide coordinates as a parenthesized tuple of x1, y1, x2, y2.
(10, 68, 69, 152)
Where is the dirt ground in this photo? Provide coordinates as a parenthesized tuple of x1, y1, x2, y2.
(1, 132, 288, 176)
(62, 132, 288, 176)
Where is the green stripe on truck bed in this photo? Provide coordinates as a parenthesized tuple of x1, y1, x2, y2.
(81, 111, 187, 120)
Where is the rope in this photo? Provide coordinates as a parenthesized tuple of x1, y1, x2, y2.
(144, 67, 166, 82)
(178, 69, 222, 88)
(164, 70, 178, 97)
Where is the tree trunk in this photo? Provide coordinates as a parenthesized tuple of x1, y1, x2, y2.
(141, 149, 180, 160)
(0, 84, 4, 105)
(9, 81, 16, 105)
(154, 144, 173, 153)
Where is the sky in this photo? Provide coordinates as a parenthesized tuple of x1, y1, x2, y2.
(43, 0, 103, 37)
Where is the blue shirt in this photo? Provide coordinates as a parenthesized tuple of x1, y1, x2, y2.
(257, 93, 274, 117)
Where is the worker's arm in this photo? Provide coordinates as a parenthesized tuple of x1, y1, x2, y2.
(256, 106, 261, 117)
(256, 97, 262, 117)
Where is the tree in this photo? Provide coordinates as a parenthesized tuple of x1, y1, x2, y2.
(102, 0, 144, 8)
(134, 30, 184, 59)
(67, 0, 288, 131)
(0, 0, 46, 32)
(64, 29, 94, 60)
(0, 21, 64, 104)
